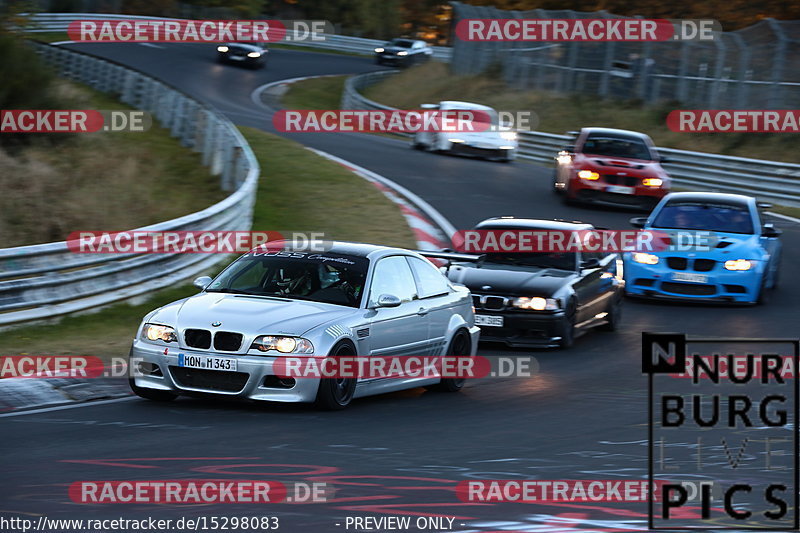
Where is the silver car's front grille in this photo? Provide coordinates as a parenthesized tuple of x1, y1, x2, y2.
(184, 329, 243, 352)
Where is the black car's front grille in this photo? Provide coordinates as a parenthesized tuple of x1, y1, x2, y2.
(693, 259, 716, 272)
(169, 366, 249, 393)
(661, 282, 716, 296)
(214, 332, 243, 352)
(184, 329, 212, 349)
(483, 296, 507, 311)
(603, 174, 639, 187)
(666, 257, 688, 270)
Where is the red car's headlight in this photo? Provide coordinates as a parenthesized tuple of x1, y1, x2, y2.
(577, 170, 600, 180)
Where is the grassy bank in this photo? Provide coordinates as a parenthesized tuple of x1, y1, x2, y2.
(0, 82, 223, 247)
(362, 62, 800, 164)
(0, 128, 415, 360)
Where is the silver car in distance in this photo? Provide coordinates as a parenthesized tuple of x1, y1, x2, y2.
(129, 242, 480, 410)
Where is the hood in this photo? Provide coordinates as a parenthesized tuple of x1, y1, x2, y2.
(149, 292, 353, 337)
(573, 153, 663, 176)
(447, 263, 574, 297)
(648, 230, 765, 258)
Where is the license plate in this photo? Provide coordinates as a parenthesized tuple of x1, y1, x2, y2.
(606, 185, 634, 195)
(230, 55, 245, 61)
(672, 272, 708, 283)
(178, 353, 237, 371)
(475, 315, 504, 327)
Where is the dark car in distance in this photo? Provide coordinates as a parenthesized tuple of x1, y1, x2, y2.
(216, 43, 268, 69)
(374, 38, 433, 66)
(443, 217, 625, 348)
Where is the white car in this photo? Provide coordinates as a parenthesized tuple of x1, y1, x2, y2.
(412, 101, 518, 162)
(129, 243, 480, 410)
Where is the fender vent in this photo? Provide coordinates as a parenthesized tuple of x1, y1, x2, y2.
(356, 328, 370, 338)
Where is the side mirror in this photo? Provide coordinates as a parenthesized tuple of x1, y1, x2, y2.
(762, 223, 782, 238)
(193, 276, 213, 290)
(420, 103, 438, 110)
(630, 216, 647, 229)
(659, 155, 671, 163)
(375, 294, 402, 308)
(581, 257, 600, 270)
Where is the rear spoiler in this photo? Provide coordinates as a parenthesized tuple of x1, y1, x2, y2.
(416, 250, 484, 262)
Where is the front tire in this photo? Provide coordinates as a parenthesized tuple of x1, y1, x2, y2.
(558, 299, 577, 348)
(429, 330, 470, 392)
(599, 294, 622, 332)
(314, 342, 357, 410)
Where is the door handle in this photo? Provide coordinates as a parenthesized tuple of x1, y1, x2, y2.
(417, 307, 429, 316)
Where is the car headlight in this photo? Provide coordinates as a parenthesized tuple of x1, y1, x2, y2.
(642, 178, 663, 187)
(448, 138, 465, 143)
(142, 323, 177, 343)
(398, 51, 408, 56)
(513, 297, 559, 311)
(632, 252, 659, 265)
(247, 51, 261, 58)
(251, 336, 314, 354)
(499, 131, 517, 141)
(217, 45, 229, 52)
(374, 47, 384, 53)
(577, 169, 600, 180)
(724, 259, 754, 271)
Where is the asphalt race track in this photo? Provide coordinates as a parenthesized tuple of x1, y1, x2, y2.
(2, 42, 799, 532)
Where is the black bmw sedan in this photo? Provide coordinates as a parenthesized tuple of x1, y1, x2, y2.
(444, 217, 625, 348)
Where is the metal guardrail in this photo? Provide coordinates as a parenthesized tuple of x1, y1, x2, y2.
(342, 71, 800, 207)
(22, 13, 453, 61)
(0, 42, 260, 327)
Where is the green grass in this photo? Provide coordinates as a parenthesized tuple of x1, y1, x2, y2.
(281, 76, 347, 110)
(1, 82, 223, 247)
(0, 128, 415, 360)
(363, 62, 800, 164)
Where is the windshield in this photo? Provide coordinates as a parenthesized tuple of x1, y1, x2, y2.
(390, 39, 414, 48)
(483, 251, 577, 271)
(206, 251, 369, 308)
(652, 203, 754, 234)
(581, 135, 652, 160)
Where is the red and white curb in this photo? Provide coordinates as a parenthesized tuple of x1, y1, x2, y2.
(306, 148, 454, 251)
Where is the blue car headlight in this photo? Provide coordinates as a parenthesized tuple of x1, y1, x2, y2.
(632, 252, 659, 265)
(724, 259, 755, 271)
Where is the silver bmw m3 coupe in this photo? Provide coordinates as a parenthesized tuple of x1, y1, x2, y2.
(129, 242, 480, 409)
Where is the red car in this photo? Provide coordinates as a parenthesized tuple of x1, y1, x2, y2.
(553, 127, 671, 210)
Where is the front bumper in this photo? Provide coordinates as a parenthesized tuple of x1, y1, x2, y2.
(130, 339, 321, 403)
(569, 178, 666, 208)
(624, 259, 762, 303)
(450, 143, 516, 160)
(474, 310, 568, 348)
